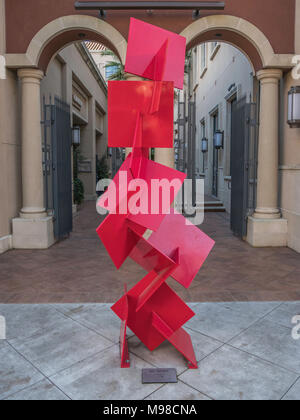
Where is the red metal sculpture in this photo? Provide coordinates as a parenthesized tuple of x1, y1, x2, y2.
(97, 18, 215, 370)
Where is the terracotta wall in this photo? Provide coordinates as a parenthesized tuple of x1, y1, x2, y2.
(0, 0, 22, 242)
(6, 0, 296, 55)
(279, 0, 300, 253)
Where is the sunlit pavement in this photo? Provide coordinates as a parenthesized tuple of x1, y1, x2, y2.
(0, 302, 299, 400)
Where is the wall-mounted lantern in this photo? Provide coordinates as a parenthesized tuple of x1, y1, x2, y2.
(213, 130, 224, 149)
(288, 86, 300, 128)
(72, 126, 81, 145)
(201, 137, 208, 153)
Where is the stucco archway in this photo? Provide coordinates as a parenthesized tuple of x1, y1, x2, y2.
(6, 15, 127, 70)
(180, 15, 292, 71)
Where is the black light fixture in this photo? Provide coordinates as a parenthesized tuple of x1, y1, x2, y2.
(72, 126, 81, 145)
(74, 2, 225, 19)
(201, 137, 208, 153)
(214, 130, 224, 149)
(287, 86, 300, 128)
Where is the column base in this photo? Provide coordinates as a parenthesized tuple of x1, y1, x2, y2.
(246, 216, 288, 248)
(12, 216, 55, 249)
(20, 207, 47, 219)
(0, 235, 12, 254)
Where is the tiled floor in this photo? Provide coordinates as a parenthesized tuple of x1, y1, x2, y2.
(0, 201, 300, 303)
(0, 302, 299, 400)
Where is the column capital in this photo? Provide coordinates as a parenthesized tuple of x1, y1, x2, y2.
(17, 68, 44, 81)
(256, 68, 283, 82)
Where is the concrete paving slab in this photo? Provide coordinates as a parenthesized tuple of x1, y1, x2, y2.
(53, 303, 133, 343)
(186, 302, 262, 342)
(0, 303, 299, 400)
(5, 378, 69, 400)
(0, 340, 7, 349)
(280, 302, 300, 315)
(9, 316, 113, 377)
(50, 345, 161, 400)
(0, 342, 44, 400)
(219, 302, 282, 318)
(265, 306, 297, 329)
(145, 380, 211, 401)
(230, 318, 300, 374)
(0, 304, 67, 340)
(179, 345, 297, 401)
(129, 329, 222, 374)
(282, 378, 300, 400)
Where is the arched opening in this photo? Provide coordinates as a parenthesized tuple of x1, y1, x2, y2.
(176, 23, 263, 239)
(24, 15, 127, 70)
(180, 15, 276, 70)
(22, 16, 128, 240)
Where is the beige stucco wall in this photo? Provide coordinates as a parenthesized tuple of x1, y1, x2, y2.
(278, 4, 300, 252)
(188, 42, 253, 212)
(40, 43, 107, 202)
(0, 37, 107, 252)
(41, 57, 64, 100)
(279, 66, 300, 251)
(296, 0, 300, 54)
(0, 0, 22, 252)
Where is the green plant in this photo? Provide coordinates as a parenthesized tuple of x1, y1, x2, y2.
(74, 178, 84, 205)
(97, 156, 109, 181)
(101, 50, 125, 81)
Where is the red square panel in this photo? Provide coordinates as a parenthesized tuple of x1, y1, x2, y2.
(97, 153, 186, 232)
(96, 213, 146, 270)
(147, 212, 215, 288)
(108, 81, 174, 148)
(112, 271, 195, 351)
(125, 18, 186, 89)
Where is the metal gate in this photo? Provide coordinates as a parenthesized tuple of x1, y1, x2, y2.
(111, 147, 123, 178)
(212, 113, 219, 197)
(175, 100, 186, 173)
(42, 97, 73, 240)
(230, 97, 258, 238)
(175, 98, 197, 206)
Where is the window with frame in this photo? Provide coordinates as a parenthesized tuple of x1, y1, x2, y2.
(201, 44, 207, 71)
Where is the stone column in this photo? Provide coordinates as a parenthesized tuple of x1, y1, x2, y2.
(12, 68, 54, 249)
(18, 69, 46, 217)
(247, 69, 287, 247)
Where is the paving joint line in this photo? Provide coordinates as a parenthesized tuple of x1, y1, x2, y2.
(280, 376, 300, 400)
(226, 342, 300, 376)
(5, 340, 72, 401)
(52, 305, 120, 344)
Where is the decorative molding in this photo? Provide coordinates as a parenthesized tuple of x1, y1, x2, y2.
(210, 43, 221, 61)
(279, 164, 300, 171)
(78, 159, 92, 173)
(0, 235, 12, 254)
(6, 14, 127, 69)
(76, 42, 108, 95)
(180, 15, 294, 71)
(200, 66, 208, 79)
(72, 94, 83, 111)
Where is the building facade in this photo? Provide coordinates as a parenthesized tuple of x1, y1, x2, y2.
(0, 1, 108, 253)
(0, 0, 299, 253)
(186, 42, 254, 213)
